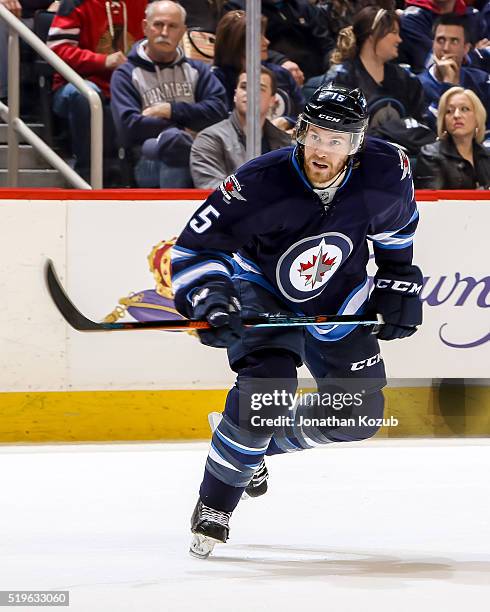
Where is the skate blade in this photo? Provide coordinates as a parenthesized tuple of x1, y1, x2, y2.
(189, 532, 220, 559)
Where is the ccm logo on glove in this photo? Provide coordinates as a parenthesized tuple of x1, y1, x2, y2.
(375, 279, 422, 293)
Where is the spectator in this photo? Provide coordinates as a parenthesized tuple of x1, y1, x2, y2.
(179, 0, 225, 32)
(212, 10, 305, 128)
(110, 0, 228, 188)
(418, 14, 490, 130)
(223, 0, 334, 82)
(47, 0, 147, 183)
(398, 0, 488, 73)
(0, 0, 56, 104)
(304, 6, 433, 154)
(414, 86, 490, 188)
(190, 67, 291, 188)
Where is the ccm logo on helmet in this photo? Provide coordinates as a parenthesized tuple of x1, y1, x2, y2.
(318, 114, 340, 122)
(351, 353, 382, 371)
(375, 279, 422, 294)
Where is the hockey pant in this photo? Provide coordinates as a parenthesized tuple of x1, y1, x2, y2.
(199, 305, 387, 513)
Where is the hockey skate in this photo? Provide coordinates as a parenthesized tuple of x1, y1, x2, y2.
(208, 412, 269, 499)
(189, 499, 231, 559)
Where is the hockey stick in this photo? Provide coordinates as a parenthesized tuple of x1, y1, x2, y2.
(45, 259, 380, 333)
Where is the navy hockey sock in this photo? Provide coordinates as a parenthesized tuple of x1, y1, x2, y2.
(199, 471, 245, 513)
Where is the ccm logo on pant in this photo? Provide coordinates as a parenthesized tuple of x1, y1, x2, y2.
(351, 353, 382, 371)
(375, 279, 422, 294)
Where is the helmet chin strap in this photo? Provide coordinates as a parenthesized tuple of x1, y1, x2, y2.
(294, 143, 351, 189)
(311, 160, 353, 210)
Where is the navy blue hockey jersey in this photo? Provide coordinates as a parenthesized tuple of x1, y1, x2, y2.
(171, 138, 418, 342)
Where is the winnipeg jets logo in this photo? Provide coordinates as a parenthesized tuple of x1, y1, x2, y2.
(276, 233, 353, 303)
(394, 145, 411, 180)
(219, 174, 246, 202)
(298, 241, 337, 288)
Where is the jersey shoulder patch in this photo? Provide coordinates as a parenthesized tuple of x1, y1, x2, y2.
(388, 143, 412, 181)
(219, 174, 246, 202)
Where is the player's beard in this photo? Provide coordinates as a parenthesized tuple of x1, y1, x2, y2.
(303, 149, 348, 188)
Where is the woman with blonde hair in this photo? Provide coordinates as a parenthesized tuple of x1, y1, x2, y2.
(414, 87, 490, 189)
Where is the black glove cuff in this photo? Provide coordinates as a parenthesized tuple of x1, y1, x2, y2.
(373, 264, 423, 296)
(370, 264, 423, 333)
(190, 282, 240, 320)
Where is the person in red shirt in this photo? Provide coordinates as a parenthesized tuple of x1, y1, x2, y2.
(47, 0, 147, 183)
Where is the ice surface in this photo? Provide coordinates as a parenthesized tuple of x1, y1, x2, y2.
(0, 439, 489, 611)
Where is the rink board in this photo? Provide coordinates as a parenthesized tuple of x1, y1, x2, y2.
(0, 189, 489, 441)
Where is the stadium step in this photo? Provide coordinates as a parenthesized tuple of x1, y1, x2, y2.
(0, 123, 43, 145)
(0, 168, 67, 188)
(0, 144, 52, 169)
(0, 122, 68, 187)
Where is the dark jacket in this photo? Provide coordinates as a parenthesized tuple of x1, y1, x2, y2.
(399, 1, 488, 73)
(21, 0, 53, 19)
(414, 137, 490, 189)
(178, 0, 223, 32)
(223, 0, 334, 79)
(418, 65, 490, 131)
(305, 57, 427, 123)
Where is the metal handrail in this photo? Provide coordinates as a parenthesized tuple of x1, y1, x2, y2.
(0, 4, 103, 189)
(245, 0, 261, 161)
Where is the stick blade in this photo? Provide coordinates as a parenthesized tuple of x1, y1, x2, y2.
(45, 259, 101, 331)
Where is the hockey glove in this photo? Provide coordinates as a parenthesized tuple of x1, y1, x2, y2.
(190, 282, 242, 348)
(370, 264, 423, 341)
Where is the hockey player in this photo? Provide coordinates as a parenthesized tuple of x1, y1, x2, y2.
(170, 84, 423, 558)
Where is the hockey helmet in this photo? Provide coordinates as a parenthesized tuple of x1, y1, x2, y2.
(296, 84, 369, 156)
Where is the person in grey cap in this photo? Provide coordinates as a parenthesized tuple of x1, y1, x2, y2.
(190, 67, 291, 189)
(110, 0, 228, 188)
